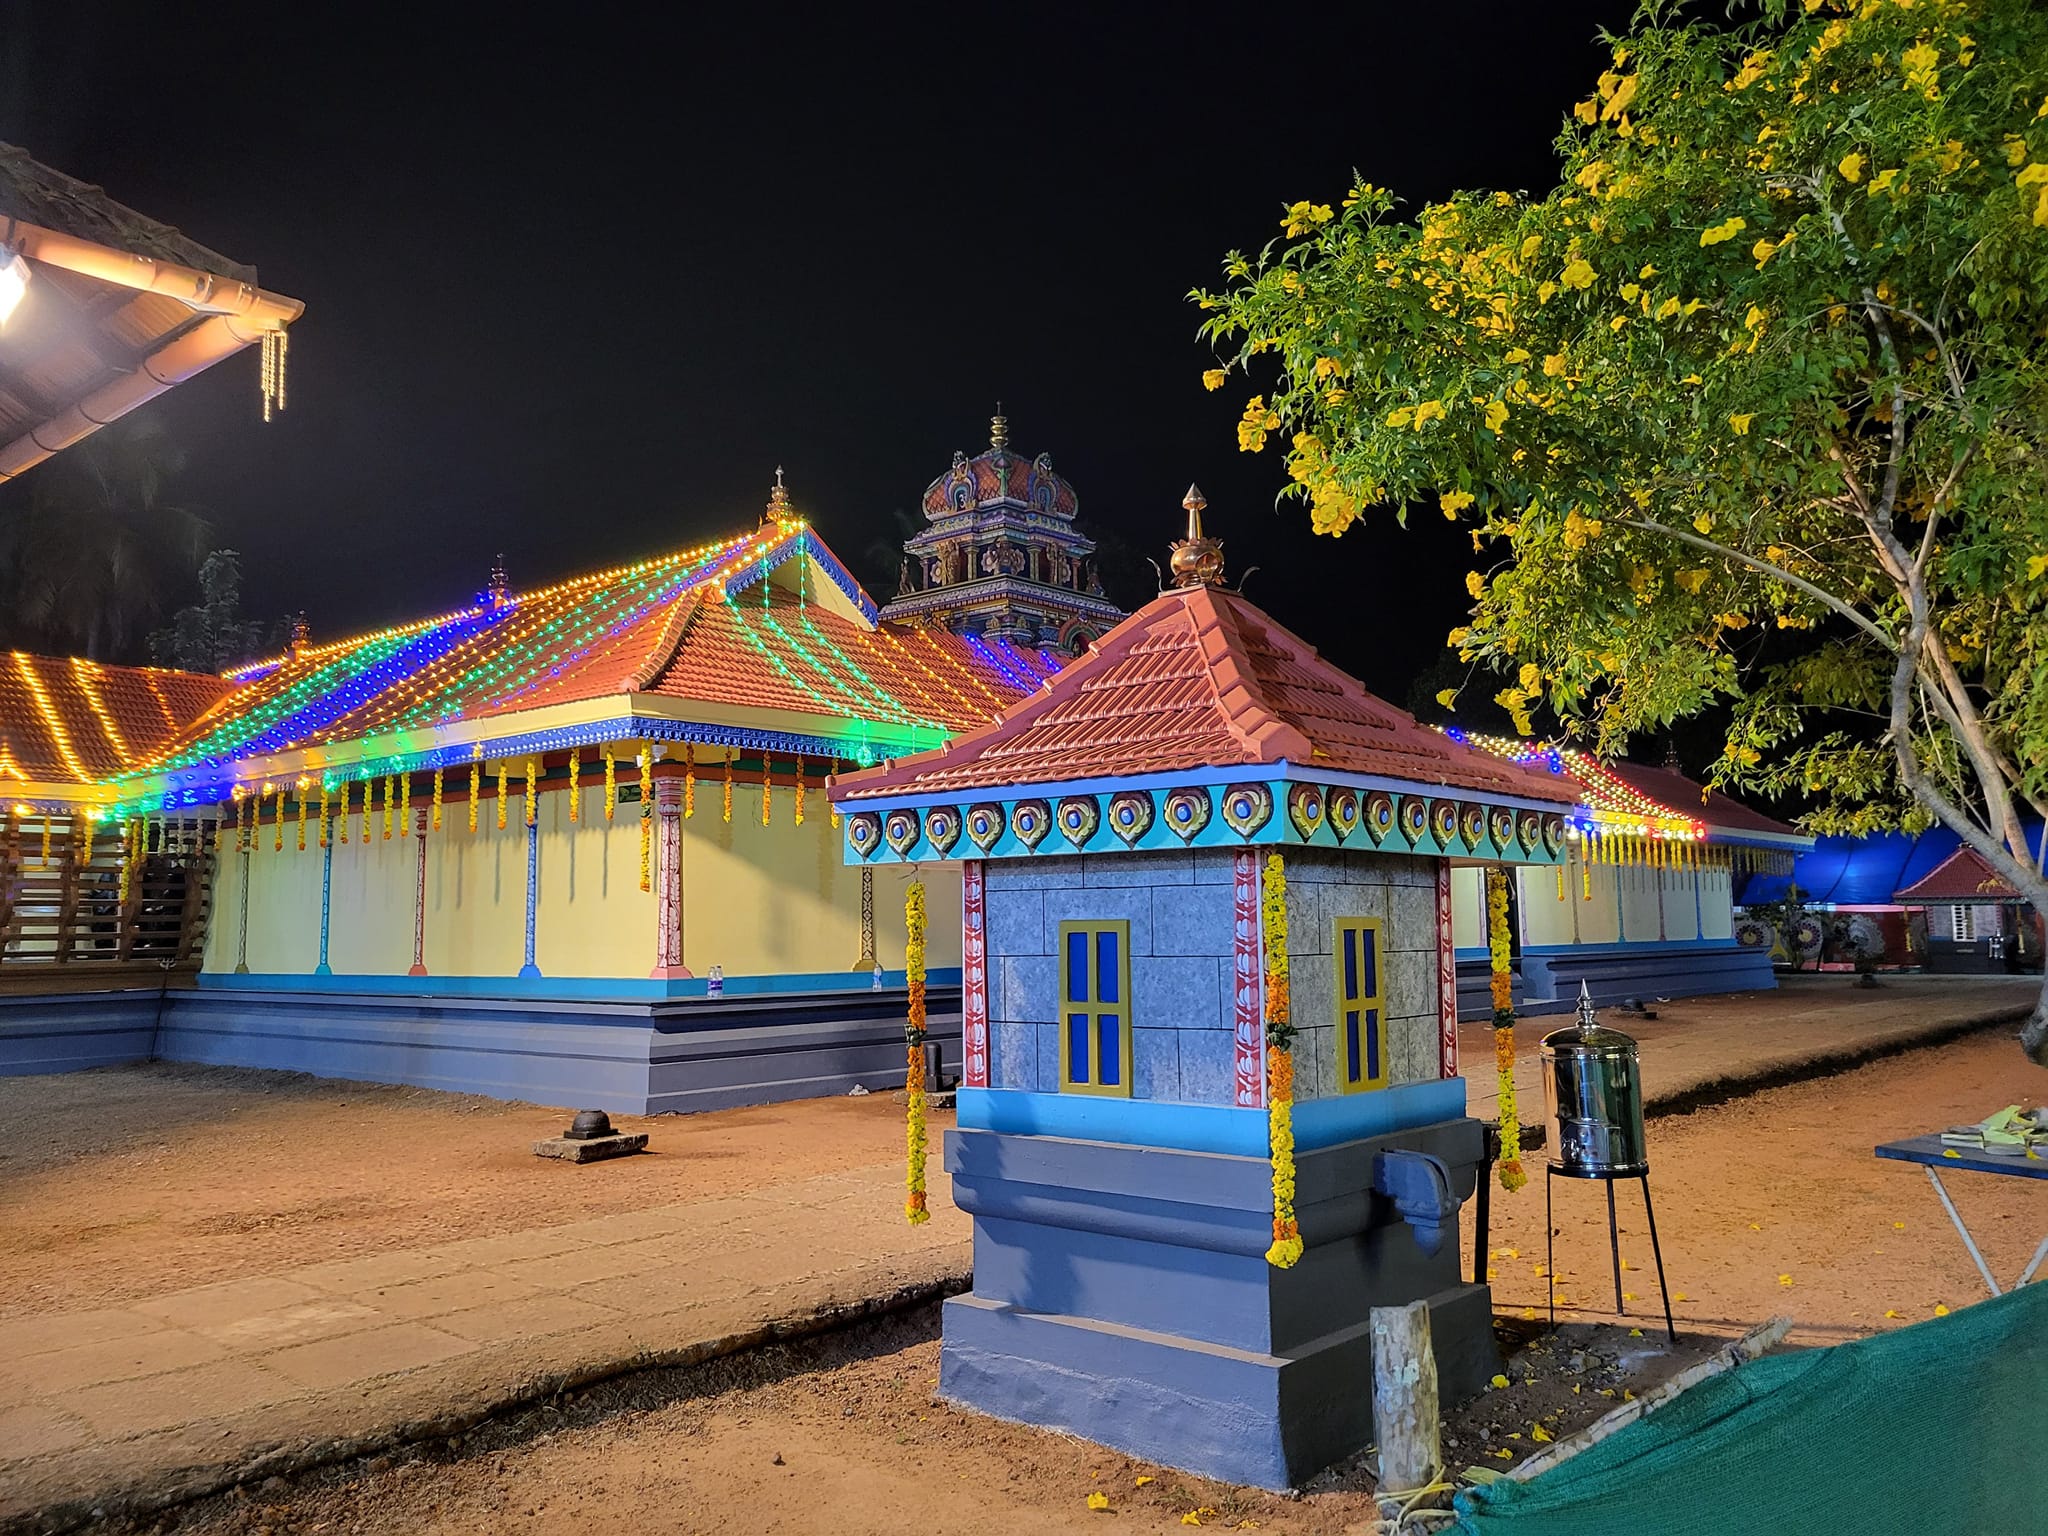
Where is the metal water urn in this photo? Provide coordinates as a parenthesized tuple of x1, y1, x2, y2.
(1541, 983, 1648, 1178)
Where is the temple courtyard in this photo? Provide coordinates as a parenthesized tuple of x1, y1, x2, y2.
(0, 975, 2038, 1532)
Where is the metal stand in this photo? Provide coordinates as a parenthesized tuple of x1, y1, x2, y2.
(1546, 1165, 1676, 1343)
(1473, 1122, 1499, 1288)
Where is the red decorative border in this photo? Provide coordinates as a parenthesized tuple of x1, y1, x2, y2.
(1232, 848, 1264, 1107)
(1436, 861, 1459, 1078)
(961, 859, 989, 1088)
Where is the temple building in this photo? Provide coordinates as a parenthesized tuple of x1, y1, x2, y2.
(1, 482, 1060, 1104)
(880, 412, 1123, 655)
(1445, 733, 1813, 1012)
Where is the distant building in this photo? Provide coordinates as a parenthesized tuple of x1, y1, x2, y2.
(879, 412, 1123, 656)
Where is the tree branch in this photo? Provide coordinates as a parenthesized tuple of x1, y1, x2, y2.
(1612, 517, 1889, 645)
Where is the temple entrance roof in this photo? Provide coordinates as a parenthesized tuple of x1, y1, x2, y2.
(1893, 846, 2029, 906)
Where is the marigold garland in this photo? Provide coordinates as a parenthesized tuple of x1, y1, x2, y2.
(360, 777, 372, 844)
(567, 748, 580, 823)
(523, 757, 538, 827)
(41, 814, 52, 864)
(239, 791, 252, 853)
(296, 789, 308, 852)
(722, 747, 734, 823)
(468, 756, 480, 835)
(399, 770, 410, 829)
(794, 756, 806, 826)
(496, 765, 508, 831)
(273, 790, 283, 852)
(683, 743, 695, 819)
(830, 756, 841, 830)
(903, 875, 931, 1225)
(432, 765, 444, 832)
(1485, 868, 1528, 1192)
(637, 744, 653, 892)
(762, 754, 772, 826)
(603, 747, 617, 822)
(339, 781, 350, 844)
(319, 783, 330, 848)
(1262, 853, 1303, 1268)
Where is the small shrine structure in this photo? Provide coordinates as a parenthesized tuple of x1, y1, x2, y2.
(1892, 847, 2043, 973)
(831, 491, 1577, 1489)
(880, 412, 1123, 656)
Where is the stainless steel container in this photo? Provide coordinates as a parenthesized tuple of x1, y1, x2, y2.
(1541, 985, 1647, 1178)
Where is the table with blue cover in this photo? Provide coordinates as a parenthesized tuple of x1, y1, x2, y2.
(1874, 1133, 2048, 1297)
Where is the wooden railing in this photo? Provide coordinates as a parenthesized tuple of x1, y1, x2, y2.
(0, 812, 218, 972)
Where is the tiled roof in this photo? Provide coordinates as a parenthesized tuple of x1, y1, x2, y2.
(1602, 760, 1801, 839)
(114, 522, 1055, 788)
(837, 584, 1576, 804)
(1, 652, 229, 786)
(1893, 847, 2026, 904)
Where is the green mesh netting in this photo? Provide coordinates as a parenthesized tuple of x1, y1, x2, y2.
(1455, 1279, 2047, 1536)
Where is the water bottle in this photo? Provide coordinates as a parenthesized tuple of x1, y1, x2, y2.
(707, 964, 724, 999)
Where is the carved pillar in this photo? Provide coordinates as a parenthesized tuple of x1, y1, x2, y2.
(233, 837, 252, 974)
(1436, 861, 1458, 1079)
(517, 817, 542, 979)
(961, 860, 988, 1087)
(315, 816, 334, 975)
(852, 864, 877, 970)
(650, 773, 691, 979)
(407, 807, 430, 976)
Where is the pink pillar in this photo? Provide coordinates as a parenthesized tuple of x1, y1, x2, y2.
(1436, 861, 1459, 1078)
(407, 806, 430, 976)
(1231, 849, 1264, 1108)
(649, 774, 691, 979)
(961, 860, 988, 1088)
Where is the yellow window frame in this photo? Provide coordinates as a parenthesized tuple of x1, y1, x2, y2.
(1334, 916, 1388, 1093)
(1057, 919, 1134, 1097)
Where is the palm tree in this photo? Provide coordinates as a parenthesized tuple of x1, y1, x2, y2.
(0, 417, 212, 660)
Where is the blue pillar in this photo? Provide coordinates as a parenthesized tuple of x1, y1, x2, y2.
(518, 819, 542, 979)
(314, 818, 334, 975)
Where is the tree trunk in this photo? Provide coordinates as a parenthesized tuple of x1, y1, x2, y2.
(1371, 1300, 1442, 1504)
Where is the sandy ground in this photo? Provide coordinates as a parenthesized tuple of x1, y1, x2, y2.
(82, 1032, 2046, 1536)
(0, 1067, 920, 1317)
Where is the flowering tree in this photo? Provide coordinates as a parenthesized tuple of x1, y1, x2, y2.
(1195, 0, 2048, 1060)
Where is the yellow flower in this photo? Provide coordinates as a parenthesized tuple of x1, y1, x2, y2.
(1602, 73, 1639, 119)
(1413, 399, 1446, 428)
(1504, 347, 1531, 364)
(1838, 151, 1864, 184)
(2008, 136, 2029, 167)
(1436, 687, 1460, 709)
(1752, 237, 1779, 266)
(1465, 570, 1487, 600)
(1519, 235, 1543, 260)
(1729, 413, 1755, 435)
(1933, 1303, 1950, 1317)
(1543, 352, 1568, 377)
(1537, 280, 1557, 303)
(1656, 296, 1682, 319)
(2018, 163, 2048, 190)
(2026, 554, 2048, 582)
(1385, 406, 1413, 429)
(1202, 368, 1227, 391)
(1744, 305, 1768, 332)
(1867, 167, 1899, 195)
(1560, 257, 1597, 290)
(1531, 1424, 1554, 1443)
(1676, 568, 1710, 593)
(1440, 489, 1476, 517)
(1573, 98, 1598, 125)
(1281, 200, 1333, 237)
(1700, 215, 1747, 245)
(1901, 42, 1939, 99)
(1484, 400, 1509, 432)
(1087, 1491, 1111, 1511)
(1610, 314, 1629, 332)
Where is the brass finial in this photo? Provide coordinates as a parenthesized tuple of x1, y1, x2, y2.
(289, 612, 310, 657)
(990, 404, 1009, 450)
(764, 466, 793, 525)
(1168, 483, 1226, 588)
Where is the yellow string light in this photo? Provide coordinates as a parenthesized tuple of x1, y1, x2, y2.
(567, 747, 580, 823)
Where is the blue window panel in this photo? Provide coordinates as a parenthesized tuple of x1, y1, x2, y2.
(1098, 1013, 1122, 1086)
(1361, 930, 1378, 999)
(1346, 1008, 1362, 1085)
(1343, 927, 1358, 1001)
(1096, 931, 1120, 1003)
(1365, 1008, 1381, 1083)
(1065, 929, 1088, 1005)
(1068, 1012, 1091, 1083)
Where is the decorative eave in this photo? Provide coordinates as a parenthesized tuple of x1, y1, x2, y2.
(831, 768, 1571, 867)
(878, 578, 1123, 622)
(904, 510, 1097, 551)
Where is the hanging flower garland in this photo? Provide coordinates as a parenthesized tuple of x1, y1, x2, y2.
(794, 755, 806, 827)
(319, 782, 331, 848)
(683, 743, 696, 819)
(762, 755, 773, 826)
(432, 766, 444, 833)
(338, 781, 350, 844)
(603, 747, 617, 822)
(903, 874, 931, 1226)
(722, 747, 734, 823)
(40, 814, 51, 865)
(1262, 853, 1303, 1268)
(360, 777, 373, 844)
(567, 748, 580, 823)
(118, 817, 137, 906)
(637, 744, 653, 892)
(1485, 868, 1528, 1192)
(523, 757, 538, 827)
(399, 769, 411, 830)
(296, 787, 308, 852)
(495, 764, 509, 831)
(468, 753, 481, 835)
(239, 791, 253, 853)
(830, 756, 841, 830)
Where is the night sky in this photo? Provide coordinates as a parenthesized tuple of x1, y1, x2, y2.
(2, 1, 1637, 704)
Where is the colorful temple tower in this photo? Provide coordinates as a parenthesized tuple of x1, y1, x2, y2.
(832, 490, 1577, 1489)
(879, 412, 1124, 656)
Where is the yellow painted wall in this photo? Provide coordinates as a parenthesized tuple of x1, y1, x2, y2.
(1517, 863, 1578, 948)
(1660, 868, 1701, 942)
(1697, 864, 1735, 940)
(1450, 866, 1485, 950)
(202, 779, 961, 981)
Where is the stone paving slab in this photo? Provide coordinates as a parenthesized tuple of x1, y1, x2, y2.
(0, 1161, 969, 1529)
